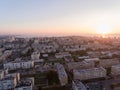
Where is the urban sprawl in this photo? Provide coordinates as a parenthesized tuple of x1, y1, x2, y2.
(0, 35, 120, 90)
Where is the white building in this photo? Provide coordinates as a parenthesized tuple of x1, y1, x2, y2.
(31, 51, 40, 60)
(0, 71, 34, 90)
(55, 52, 71, 59)
(0, 73, 19, 90)
(55, 63, 68, 86)
(42, 54, 48, 58)
(65, 47, 86, 52)
(72, 80, 87, 90)
(4, 58, 34, 70)
(84, 58, 100, 62)
(0, 76, 17, 90)
(73, 67, 106, 80)
(111, 64, 120, 75)
(78, 56, 89, 60)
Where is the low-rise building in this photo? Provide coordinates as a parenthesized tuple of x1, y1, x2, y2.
(42, 54, 48, 58)
(84, 58, 100, 62)
(78, 56, 89, 60)
(55, 52, 71, 59)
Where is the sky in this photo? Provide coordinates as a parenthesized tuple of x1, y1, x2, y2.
(0, 0, 120, 36)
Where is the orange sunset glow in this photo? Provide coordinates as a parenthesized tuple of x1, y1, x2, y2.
(0, 0, 120, 36)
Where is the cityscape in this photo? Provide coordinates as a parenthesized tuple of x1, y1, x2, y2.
(0, 35, 120, 90)
(0, 0, 120, 90)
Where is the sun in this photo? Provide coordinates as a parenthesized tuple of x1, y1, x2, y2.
(96, 24, 112, 35)
(97, 29, 110, 34)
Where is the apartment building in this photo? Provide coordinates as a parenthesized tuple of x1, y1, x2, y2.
(73, 67, 106, 80)
(55, 63, 68, 86)
(4, 58, 34, 70)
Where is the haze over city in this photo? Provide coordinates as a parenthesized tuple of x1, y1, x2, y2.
(0, 0, 120, 36)
(1, 1, 120, 90)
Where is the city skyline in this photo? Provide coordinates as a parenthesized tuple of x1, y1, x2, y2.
(0, 0, 120, 36)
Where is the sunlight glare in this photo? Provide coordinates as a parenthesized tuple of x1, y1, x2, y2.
(96, 24, 112, 34)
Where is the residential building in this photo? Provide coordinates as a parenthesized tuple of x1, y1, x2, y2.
(73, 67, 106, 80)
(15, 79, 33, 90)
(99, 59, 120, 68)
(55, 63, 68, 86)
(0, 73, 19, 90)
(55, 52, 71, 59)
(4, 58, 34, 70)
(31, 51, 40, 60)
(72, 80, 87, 90)
(111, 64, 120, 75)
(66, 61, 95, 71)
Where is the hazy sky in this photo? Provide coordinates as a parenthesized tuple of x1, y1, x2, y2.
(0, 0, 120, 35)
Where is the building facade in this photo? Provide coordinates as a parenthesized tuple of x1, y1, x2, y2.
(73, 67, 106, 80)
